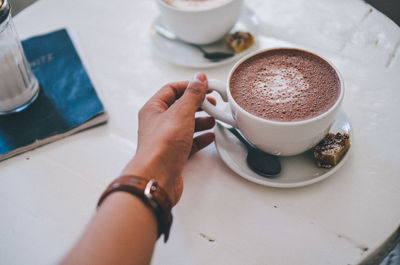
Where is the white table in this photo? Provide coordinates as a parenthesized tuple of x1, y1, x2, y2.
(1, 0, 399, 264)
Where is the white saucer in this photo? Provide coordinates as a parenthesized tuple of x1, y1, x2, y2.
(150, 6, 260, 68)
(214, 111, 352, 188)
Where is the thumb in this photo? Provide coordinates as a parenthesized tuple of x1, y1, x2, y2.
(178, 72, 208, 113)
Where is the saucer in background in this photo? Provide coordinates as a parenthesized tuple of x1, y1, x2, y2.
(150, 6, 259, 68)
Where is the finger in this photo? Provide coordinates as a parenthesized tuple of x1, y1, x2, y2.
(176, 73, 208, 114)
(147, 81, 190, 111)
(196, 96, 216, 112)
(189, 132, 215, 157)
(194, 117, 215, 132)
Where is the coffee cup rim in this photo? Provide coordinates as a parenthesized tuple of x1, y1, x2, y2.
(156, 0, 236, 13)
(226, 47, 345, 126)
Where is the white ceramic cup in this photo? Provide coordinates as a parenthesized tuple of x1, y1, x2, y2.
(155, 0, 243, 44)
(202, 48, 345, 156)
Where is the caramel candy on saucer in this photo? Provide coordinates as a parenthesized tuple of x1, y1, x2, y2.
(225, 31, 255, 53)
(313, 133, 350, 169)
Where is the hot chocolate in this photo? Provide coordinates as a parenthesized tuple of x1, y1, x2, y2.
(163, 0, 232, 11)
(230, 49, 340, 122)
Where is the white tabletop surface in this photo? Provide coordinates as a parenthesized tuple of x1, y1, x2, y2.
(1, 0, 400, 264)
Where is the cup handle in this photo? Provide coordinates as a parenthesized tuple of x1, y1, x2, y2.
(202, 79, 237, 127)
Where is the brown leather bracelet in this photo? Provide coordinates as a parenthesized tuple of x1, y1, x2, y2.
(97, 175, 173, 242)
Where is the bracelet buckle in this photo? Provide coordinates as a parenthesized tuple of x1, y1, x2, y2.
(144, 179, 159, 210)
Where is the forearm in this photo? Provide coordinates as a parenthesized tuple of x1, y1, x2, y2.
(60, 73, 212, 265)
(60, 192, 158, 265)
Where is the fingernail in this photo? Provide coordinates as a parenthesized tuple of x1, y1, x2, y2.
(192, 72, 206, 83)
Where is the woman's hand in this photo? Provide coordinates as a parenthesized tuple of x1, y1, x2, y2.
(122, 73, 215, 205)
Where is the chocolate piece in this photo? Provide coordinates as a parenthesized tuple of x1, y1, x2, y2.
(225, 31, 255, 53)
(313, 133, 350, 168)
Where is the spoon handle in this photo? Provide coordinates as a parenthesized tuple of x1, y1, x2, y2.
(227, 127, 254, 150)
(187, 43, 207, 53)
(154, 25, 177, 41)
(217, 121, 251, 149)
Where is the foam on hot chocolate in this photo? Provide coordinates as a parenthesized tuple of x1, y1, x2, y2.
(230, 49, 340, 122)
(163, 0, 232, 11)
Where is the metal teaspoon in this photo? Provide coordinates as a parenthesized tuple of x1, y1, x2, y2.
(153, 25, 234, 61)
(217, 121, 281, 177)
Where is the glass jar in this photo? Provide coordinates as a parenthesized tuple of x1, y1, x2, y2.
(0, 0, 39, 114)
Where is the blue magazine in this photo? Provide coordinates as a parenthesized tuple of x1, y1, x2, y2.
(0, 29, 107, 161)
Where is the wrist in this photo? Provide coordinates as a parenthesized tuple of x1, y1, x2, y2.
(98, 176, 173, 242)
(122, 153, 177, 203)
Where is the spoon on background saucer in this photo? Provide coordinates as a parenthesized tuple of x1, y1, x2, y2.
(153, 25, 235, 61)
(217, 121, 281, 178)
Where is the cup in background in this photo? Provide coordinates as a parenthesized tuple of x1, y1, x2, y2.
(155, 0, 243, 45)
(202, 48, 345, 156)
